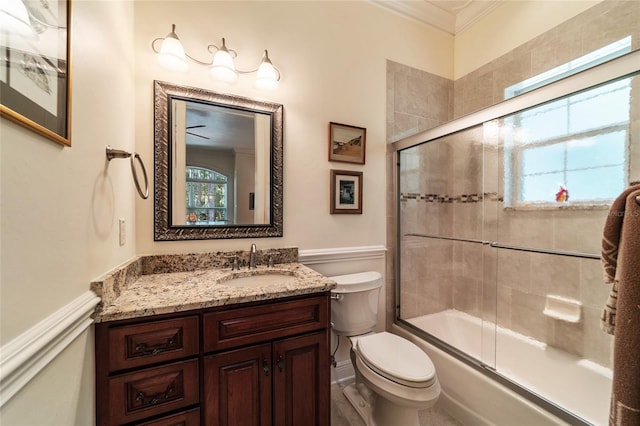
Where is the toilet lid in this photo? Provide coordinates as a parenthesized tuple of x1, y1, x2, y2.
(356, 332, 436, 388)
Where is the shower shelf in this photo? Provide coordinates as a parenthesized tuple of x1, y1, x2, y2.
(543, 295, 582, 323)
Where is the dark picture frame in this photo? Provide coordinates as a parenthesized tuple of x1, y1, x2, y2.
(330, 169, 362, 214)
(0, 0, 72, 146)
(328, 122, 366, 164)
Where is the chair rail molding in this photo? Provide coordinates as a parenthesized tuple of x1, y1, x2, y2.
(0, 291, 100, 407)
(299, 245, 386, 265)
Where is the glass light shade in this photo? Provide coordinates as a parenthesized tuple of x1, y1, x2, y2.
(255, 60, 279, 90)
(156, 36, 188, 72)
(209, 49, 238, 83)
(0, 0, 37, 39)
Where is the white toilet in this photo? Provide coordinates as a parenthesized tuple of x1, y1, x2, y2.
(330, 271, 440, 426)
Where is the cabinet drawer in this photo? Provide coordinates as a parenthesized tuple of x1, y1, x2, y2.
(203, 295, 328, 352)
(108, 359, 199, 425)
(108, 316, 198, 371)
(136, 408, 200, 426)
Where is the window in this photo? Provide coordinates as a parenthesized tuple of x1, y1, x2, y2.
(503, 38, 632, 207)
(504, 37, 631, 99)
(185, 167, 228, 224)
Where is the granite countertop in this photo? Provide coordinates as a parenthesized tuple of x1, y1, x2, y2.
(91, 249, 336, 323)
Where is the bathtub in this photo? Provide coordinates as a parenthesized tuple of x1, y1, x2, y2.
(394, 309, 612, 426)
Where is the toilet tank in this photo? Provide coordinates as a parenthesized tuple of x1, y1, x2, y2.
(329, 271, 382, 336)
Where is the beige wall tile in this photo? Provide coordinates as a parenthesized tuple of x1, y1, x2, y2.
(580, 258, 611, 310)
(552, 209, 608, 254)
(529, 252, 581, 299)
(582, 306, 614, 367)
(509, 289, 548, 342)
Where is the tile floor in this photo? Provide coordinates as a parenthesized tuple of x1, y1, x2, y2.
(330, 381, 463, 426)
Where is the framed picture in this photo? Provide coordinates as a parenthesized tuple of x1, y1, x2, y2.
(0, 0, 72, 146)
(329, 122, 366, 164)
(330, 169, 362, 214)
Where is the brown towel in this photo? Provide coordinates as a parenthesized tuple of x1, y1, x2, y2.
(601, 183, 640, 334)
(604, 188, 640, 426)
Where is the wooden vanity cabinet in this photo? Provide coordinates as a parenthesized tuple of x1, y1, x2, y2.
(202, 296, 330, 426)
(95, 293, 330, 426)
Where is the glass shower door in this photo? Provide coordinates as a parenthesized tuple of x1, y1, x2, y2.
(398, 124, 498, 368)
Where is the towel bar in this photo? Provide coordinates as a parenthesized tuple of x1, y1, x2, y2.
(105, 146, 149, 200)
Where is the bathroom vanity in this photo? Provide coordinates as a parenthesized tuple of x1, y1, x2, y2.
(91, 250, 335, 426)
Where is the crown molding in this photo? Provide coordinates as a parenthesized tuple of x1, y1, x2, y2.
(455, 1, 502, 34)
(368, 0, 503, 35)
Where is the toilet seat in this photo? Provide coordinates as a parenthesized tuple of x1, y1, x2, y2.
(356, 332, 436, 388)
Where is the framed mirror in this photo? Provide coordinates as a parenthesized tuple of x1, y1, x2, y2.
(153, 80, 283, 240)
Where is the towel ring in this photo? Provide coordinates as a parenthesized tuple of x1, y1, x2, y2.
(106, 146, 150, 200)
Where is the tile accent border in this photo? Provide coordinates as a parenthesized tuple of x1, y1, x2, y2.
(400, 192, 503, 203)
(0, 291, 100, 407)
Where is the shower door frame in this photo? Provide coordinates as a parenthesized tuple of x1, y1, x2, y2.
(391, 49, 640, 426)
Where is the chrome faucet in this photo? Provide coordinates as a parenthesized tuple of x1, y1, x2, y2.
(249, 243, 257, 269)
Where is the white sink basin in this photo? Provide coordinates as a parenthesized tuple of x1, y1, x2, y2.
(218, 270, 297, 288)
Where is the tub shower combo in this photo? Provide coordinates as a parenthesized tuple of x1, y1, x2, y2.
(393, 49, 640, 425)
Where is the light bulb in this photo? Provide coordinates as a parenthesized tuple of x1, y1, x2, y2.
(255, 51, 279, 90)
(209, 41, 238, 83)
(155, 25, 188, 72)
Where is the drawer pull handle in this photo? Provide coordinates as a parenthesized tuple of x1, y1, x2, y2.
(135, 337, 176, 356)
(135, 385, 175, 407)
(276, 355, 284, 372)
(263, 359, 270, 376)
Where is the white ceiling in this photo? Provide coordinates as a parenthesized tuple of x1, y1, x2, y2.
(369, 0, 503, 35)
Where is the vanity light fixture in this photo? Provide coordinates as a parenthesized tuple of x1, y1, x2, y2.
(152, 24, 281, 90)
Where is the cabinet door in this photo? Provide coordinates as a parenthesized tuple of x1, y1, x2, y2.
(273, 331, 330, 426)
(204, 343, 272, 426)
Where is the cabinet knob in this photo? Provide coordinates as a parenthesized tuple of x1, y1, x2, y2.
(276, 355, 284, 372)
(263, 359, 270, 376)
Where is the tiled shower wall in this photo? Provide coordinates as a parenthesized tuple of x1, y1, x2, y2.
(387, 0, 640, 367)
(387, 0, 640, 143)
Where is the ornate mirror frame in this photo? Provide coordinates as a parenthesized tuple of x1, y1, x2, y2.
(153, 80, 283, 240)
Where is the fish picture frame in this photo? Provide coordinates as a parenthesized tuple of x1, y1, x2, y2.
(0, 0, 72, 146)
(328, 122, 366, 164)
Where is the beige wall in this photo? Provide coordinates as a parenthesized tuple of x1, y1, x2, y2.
(133, 1, 452, 255)
(1, 0, 137, 345)
(0, 0, 136, 423)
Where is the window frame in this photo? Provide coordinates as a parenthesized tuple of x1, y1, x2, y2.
(503, 37, 632, 208)
(185, 166, 229, 224)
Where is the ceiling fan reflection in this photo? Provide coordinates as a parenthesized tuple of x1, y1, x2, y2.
(186, 124, 210, 139)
